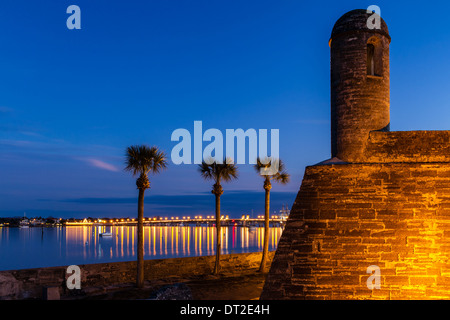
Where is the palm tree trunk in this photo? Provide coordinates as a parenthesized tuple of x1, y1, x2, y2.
(213, 193, 221, 275)
(137, 188, 145, 288)
(259, 182, 271, 272)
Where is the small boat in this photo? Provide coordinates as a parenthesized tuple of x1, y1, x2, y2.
(19, 214, 30, 228)
(19, 219, 30, 228)
(99, 232, 112, 237)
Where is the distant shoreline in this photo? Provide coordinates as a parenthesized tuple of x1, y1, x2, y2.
(1, 216, 286, 228)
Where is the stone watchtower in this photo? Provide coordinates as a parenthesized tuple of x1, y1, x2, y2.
(330, 9, 390, 162)
(261, 9, 450, 300)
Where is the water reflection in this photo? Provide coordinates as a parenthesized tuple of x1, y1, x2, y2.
(0, 225, 283, 271)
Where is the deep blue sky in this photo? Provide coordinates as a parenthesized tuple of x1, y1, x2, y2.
(1, 0, 450, 218)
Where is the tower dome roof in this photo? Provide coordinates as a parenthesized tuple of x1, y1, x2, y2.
(330, 9, 390, 43)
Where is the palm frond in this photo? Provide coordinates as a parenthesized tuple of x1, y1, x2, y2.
(273, 171, 290, 184)
(198, 157, 238, 184)
(254, 157, 269, 173)
(124, 145, 168, 176)
(254, 157, 290, 184)
(198, 161, 215, 181)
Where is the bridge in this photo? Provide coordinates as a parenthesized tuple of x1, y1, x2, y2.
(65, 215, 287, 227)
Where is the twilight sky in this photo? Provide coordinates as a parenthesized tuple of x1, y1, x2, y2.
(1, 0, 450, 218)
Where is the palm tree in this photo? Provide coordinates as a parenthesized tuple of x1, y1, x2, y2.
(254, 157, 290, 273)
(125, 145, 167, 288)
(198, 158, 238, 275)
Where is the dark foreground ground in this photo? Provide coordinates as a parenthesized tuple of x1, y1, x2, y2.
(64, 269, 268, 300)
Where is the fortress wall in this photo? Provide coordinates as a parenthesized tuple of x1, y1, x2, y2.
(366, 131, 450, 163)
(329, 9, 390, 163)
(261, 163, 450, 300)
(0, 251, 273, 300)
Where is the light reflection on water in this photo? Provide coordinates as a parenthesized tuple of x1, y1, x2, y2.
(0, 225, 282, 271)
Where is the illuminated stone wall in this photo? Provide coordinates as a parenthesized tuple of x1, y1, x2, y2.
(261, 163, 450, 299)
(365, 131, 450, 163)
(261, 8, 450, 300)
(330, 9, 390, 163)
(0, 251, 274, 300)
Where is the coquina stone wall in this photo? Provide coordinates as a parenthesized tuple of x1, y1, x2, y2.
(0, 251, 274, 300)
(365, 131, 450, 163)
(330, 9, 390, 163)
(261, 8, 450, 300)
(261, 163, 450, 299)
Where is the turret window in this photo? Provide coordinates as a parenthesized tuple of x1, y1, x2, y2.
(367, 37, 382, 77)
(367, 44, 375, 75)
